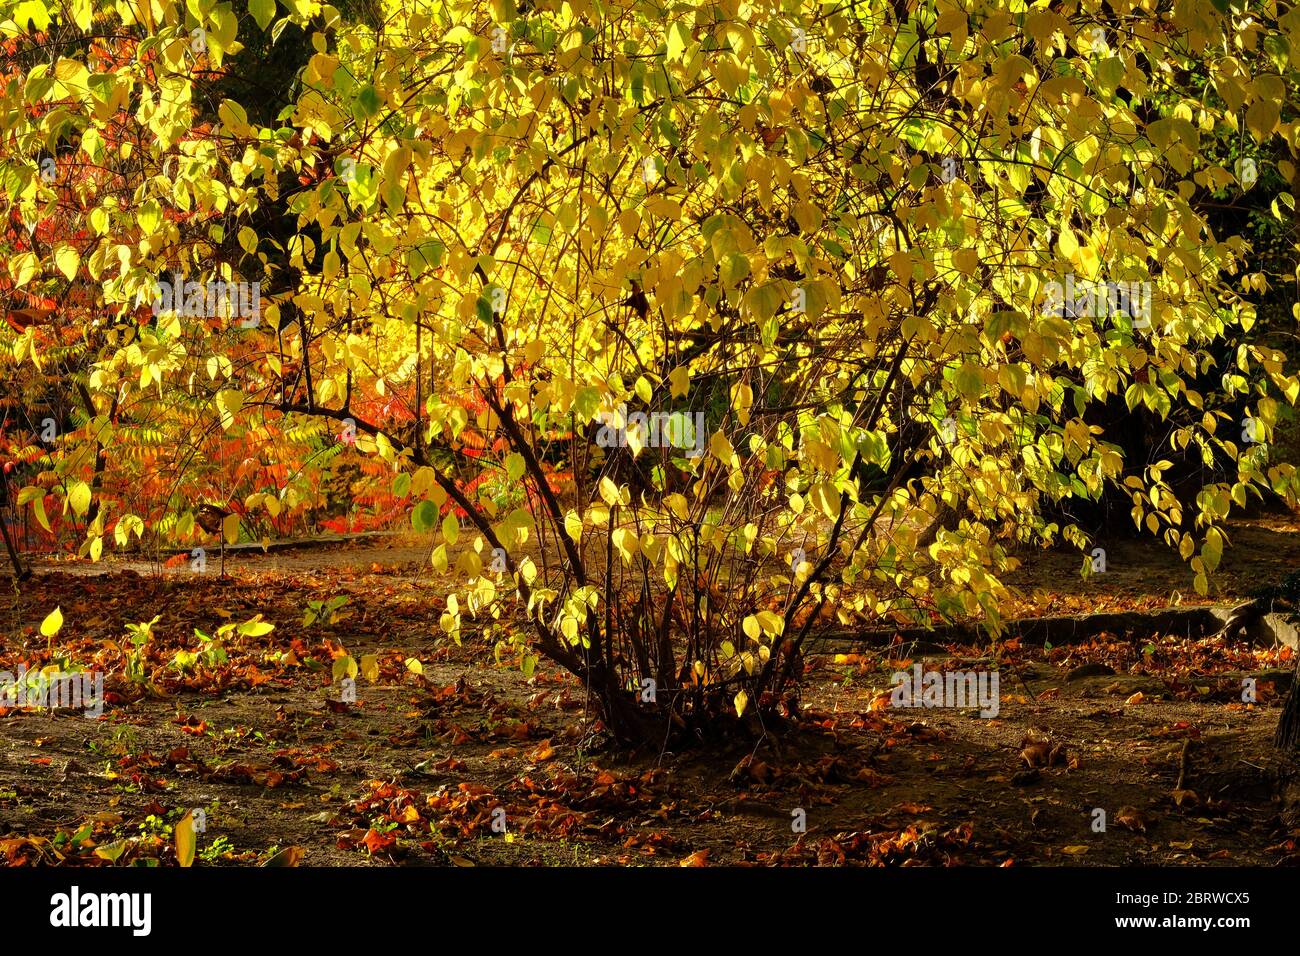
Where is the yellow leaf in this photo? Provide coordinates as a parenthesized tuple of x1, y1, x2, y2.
(668, 366, 690, 398)
(360, 654, 379, 681)
(11, 252, 37, 288)
(734, 689, 749, 717)
(561, 616, 579, 643)
(332, 655, 358, 681)
(32, 495, 50, 533)
(612, 527, 639, 561)
(1246, 97, 1279, 140)
(598, 477, 620, 506)
(810, 480, 841, 520)
(222, 512, 240, 544)
(617, 209, 641, 236)
(215, 390, 243, 430)
(67, 480, 91, 517)
(176, 811, 196, 868)
(709, 430, 735, 464)
(730, 382, 753, 426)
(645, 197, 683, 220)
(441, 512, 459, 546)
(1057, 227, 1078, 259)
(40, 607, 63, 638)
(53, 244, 79, 281)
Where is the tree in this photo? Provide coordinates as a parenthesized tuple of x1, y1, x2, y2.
(3, 0, 1300, 745)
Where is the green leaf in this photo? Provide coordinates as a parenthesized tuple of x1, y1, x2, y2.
(406, 240, 445, 277)
(1202, 527, 1224, 573)
(953, 361, 984, 400)
(411, 500, 437, 532)
(741, 281, 785, 323)
(355, 84, 382, 118)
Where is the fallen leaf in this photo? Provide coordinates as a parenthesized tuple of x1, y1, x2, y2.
(1019, 736, 1067, 768)
(175, 811, 196, 867)
(528, 739, 555, 762)
(1115, 806, 1150, 832)
(262, 846, 305, 867)
(894, 802, 933, 814)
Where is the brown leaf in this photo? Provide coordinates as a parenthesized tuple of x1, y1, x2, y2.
(262, 846, 305, 867)
(894, 802, 933, 814)
(527, 739, 555, 762)
(1020, 737, 1067, 768)
(1115, 806, 1150, 832)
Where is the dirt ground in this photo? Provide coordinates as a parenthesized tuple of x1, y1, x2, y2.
(2, 519, 1299, 867)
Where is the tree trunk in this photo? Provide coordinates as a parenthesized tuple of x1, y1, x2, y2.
(1, 518, 29, 582)
(1276, 663, 1300, 750)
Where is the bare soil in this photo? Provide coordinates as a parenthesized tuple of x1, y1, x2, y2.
(2, 520, 1299, 867)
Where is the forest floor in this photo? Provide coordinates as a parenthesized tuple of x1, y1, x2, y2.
(2, 517, 1300, 867)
